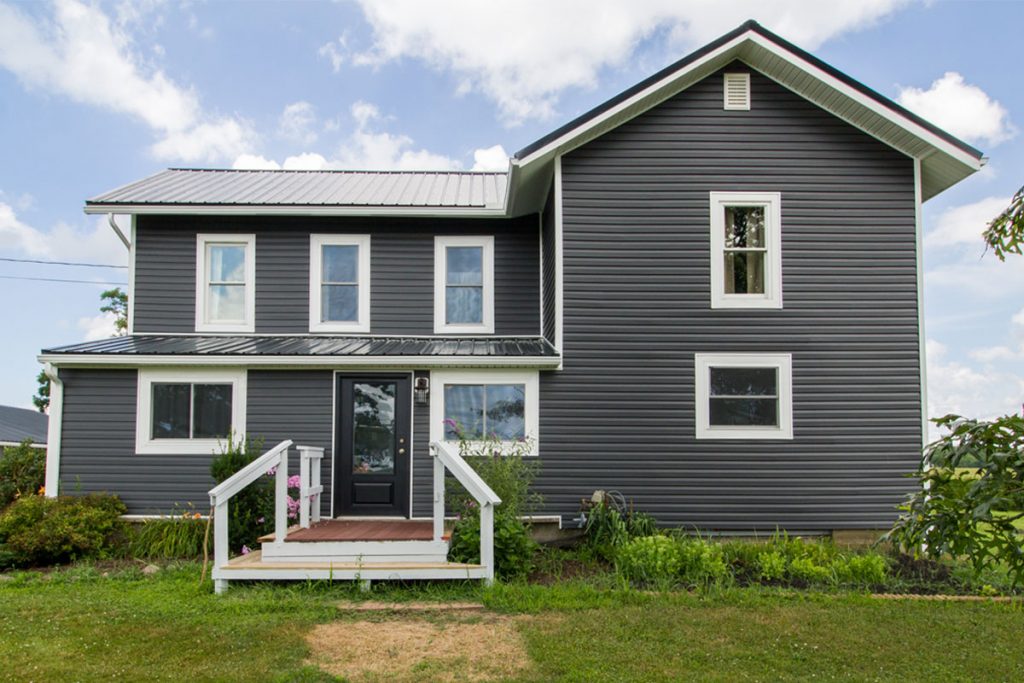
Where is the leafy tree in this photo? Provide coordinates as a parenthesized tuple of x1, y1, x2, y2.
(100, 287, 129, 335)
(887, 414, 1024, 585)
(32, 288, 129, 412)
(984, 184, 1024, 260)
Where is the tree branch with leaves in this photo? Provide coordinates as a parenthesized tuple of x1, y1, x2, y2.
(984, 184, 1024, 260)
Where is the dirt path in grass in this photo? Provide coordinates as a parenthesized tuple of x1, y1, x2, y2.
(306, 604, 551, 682)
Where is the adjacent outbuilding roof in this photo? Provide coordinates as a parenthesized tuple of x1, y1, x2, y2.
(0, 404, 47, 447)
(41, 335, 560, 368)
(85, 169, 509, 216)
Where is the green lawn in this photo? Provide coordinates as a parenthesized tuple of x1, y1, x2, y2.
(1, 563, 1022, 682)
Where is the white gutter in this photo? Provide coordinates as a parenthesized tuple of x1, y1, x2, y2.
(108, 213, 131, 249)
(37, 353, 562, 370)
(42, 363, 62, 498)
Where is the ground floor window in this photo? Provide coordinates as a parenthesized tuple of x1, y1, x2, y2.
(136, 369, 247, 454)
(430, 369, 539, 454)
(694, 353, 793, 440)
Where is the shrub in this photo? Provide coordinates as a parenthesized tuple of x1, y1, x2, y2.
(676, 538, 729, 587)
(0, 493, 127, 567)
(210, 434, 270, 553)
(833, 553, 888, 587)
(787, 556, 832, 584)
(0, 440, 46, 509)
(583, 494, 659, 561)
(616, 535, 682, 587)
(130, 507, 206, 559)
(448, 503, 536, 579)
(755, 549, 787, 582)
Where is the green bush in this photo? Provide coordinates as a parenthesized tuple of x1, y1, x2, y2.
(833, 553, 888, 586)
(130, 508, 207, 559)
(616, 535, 681, 587)
(0, 493, 127, 567)
(755, 549, 787, 582)
(676, 538, 729, 587)
(448, 503, 536, 579)
(210, 434, 270, 553)
(0, 440, 46, 510)
(788, 556, 833, 584)
(583, 496, 659, 561)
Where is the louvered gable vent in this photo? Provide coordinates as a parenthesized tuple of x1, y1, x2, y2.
(723, 72, 750, 110)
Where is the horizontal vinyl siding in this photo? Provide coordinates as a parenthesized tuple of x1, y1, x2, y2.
(132, 215, 539, 336)
(541, 188, 557, 344)
(537, 64, 921, 532)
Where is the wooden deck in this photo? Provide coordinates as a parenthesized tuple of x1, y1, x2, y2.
(220, 549, 487, 581)
(280, 519, 436, 543)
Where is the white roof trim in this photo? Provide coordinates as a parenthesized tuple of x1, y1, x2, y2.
(83, 204, 508, 217)
(38, 353, 562, 369)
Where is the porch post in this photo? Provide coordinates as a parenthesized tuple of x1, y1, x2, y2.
(299, 448, 311, 529)
(213, 499, 229, 594)
(432, 446, 445, 542)
(480, 502, 495, 586)
(275, 449, 288, 544)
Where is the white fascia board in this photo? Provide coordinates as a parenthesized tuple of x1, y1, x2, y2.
(83, 204, 509, 217)
(38, 353, 562, 369)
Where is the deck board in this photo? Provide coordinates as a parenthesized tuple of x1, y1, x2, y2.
(224, 549, 480, 571)
(282, 519, 435, 543)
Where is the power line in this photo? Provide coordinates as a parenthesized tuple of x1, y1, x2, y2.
(0, 256, 128, 269)
(0, 275, 127, 286)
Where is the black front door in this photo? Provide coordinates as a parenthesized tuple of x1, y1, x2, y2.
(335, 374, 411, 516)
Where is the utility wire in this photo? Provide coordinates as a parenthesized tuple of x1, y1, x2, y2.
(0, 256, 128, 269)
(0, 275, 127, 286)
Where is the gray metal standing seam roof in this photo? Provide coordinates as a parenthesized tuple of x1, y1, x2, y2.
(42, 335, 558, 358)
(86, 169, 509, 209)
(0, 404, 48, 446)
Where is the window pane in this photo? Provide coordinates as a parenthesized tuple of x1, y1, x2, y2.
(446, 286, 483, 324)
(322, 245, 358, 283)
(208, 284, 245, 321)
(322, 284, 358, 322)
(352, 382, 396, 474)
(152, 383, 190, 439)
(486, 384, 525, 440)
(208, 245, 246, 283)
(724, 206, 765, 248)
(446, 246, 483, 285)
(709, 367, 777, 397)
(723, 252, 764, 294)
(709, 398, 778, 426)
(444, 385, 484, 439)
(193, 384, 233, 438)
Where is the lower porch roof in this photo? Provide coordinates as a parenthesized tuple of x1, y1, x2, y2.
(39, 335, 560, 368)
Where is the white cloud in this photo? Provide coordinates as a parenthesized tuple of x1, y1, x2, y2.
(0, 202, 49, 256)
(925, 196, 1009, 248)
(0, 201, 127, 265)
(471, 144, 509, 171)
(319, 33, 349, 72)
(1013, 308, 1024, 327)
(926, 338, 1024, 435)
(347, 0, 911, 124)
(898, 72, 1015, 147)
(232, 154, 282, 170)
(279, 101, 318, 145)
(0, 0, 254, 162)
(78, 312, 120, 342)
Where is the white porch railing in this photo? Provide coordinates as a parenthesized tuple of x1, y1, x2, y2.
(208, 439, 323, 594)
(429, 440, 503, 585)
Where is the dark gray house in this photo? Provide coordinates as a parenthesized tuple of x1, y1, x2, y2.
(40, 22, 982, 548)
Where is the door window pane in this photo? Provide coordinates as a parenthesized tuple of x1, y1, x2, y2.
(352, 382, 396, 474)
(322, 284, 358, 322)
(192, 384, 233, 438)
(152, 384, 190, 439)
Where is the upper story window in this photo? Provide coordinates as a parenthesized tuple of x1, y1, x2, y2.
(694, 353, 793, 440)
(195, 234, 255, 333)
(135, 368, 247, 455)
(709, 192, 782, 309)
(309, 234, 371, 333)
(434, 235, 494, 334)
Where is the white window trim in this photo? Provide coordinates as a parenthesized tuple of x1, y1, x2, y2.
(195, 233, 256, 333)
(429, 369, 539, 455)
(694, 353, 793, 440)
(434, 235, 495, 334)
(309, 234, 371, 333)
(135, 368, 247, 455)
(709, 192, 782, 309)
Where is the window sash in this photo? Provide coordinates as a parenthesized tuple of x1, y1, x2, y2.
(443, 383, 526, 441)
(151, 382, 232, 440)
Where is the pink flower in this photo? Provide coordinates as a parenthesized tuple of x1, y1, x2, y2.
(266, 466, 277, 476)
(287, 475, 302, 488)
(257, 517, 265, 524)
(443, 418, 458, 428)
(241, 545, 251, 555)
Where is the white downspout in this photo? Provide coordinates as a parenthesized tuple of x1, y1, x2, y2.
(108, 213, 131, 249)
(43, 362, 63, 497)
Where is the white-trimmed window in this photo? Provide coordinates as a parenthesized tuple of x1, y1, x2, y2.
(135, 369, 247, 455)
(195, 234, 255, 332)
(309, 234, 371, 333)
(434, 236, 494, 334)
(430, 369, 539, 454)
(695, 353, 793, 440)
(709, 192, 782, 309)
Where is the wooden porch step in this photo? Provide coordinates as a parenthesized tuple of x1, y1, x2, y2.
(219, 550, 487, 581)
(259, 519, 438, 543)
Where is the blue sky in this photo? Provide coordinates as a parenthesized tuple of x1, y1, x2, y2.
(0, 0, 1022, 431)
